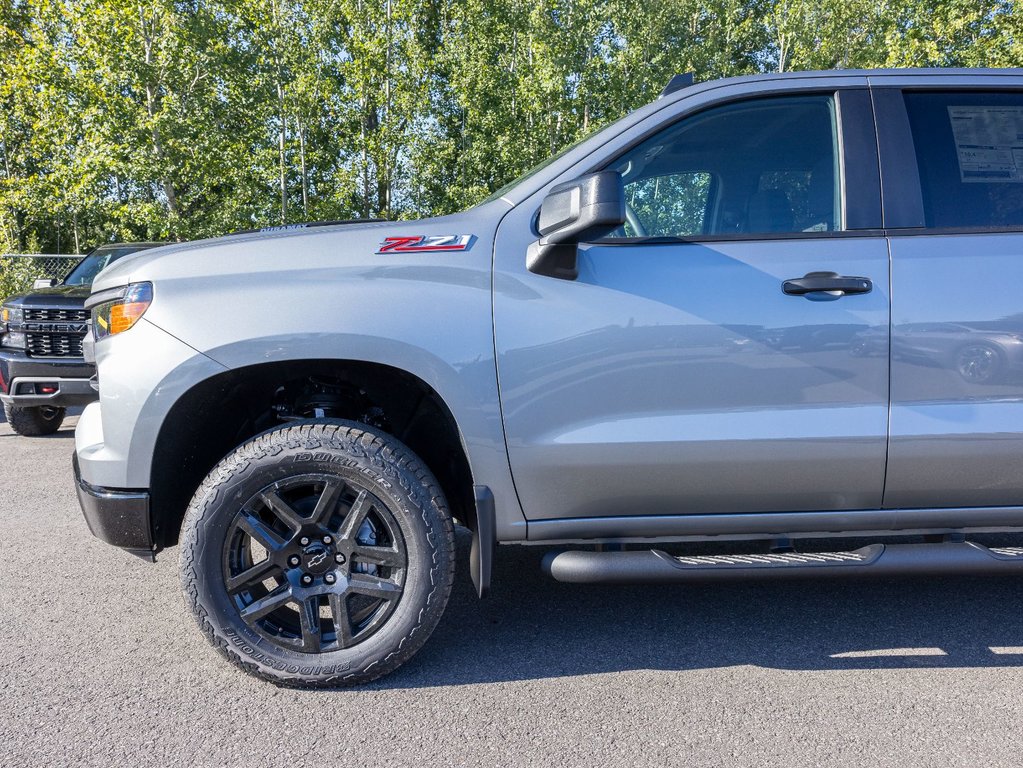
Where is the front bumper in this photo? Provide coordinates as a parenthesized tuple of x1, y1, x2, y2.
(73, 452, 156, 561)
(0, 348, 96, 406)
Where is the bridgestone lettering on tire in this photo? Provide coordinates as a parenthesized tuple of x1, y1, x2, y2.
(179, 420, 456, 688)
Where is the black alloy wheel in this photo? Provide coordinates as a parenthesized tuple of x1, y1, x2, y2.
(180, 420, 455, 688)
(223, 474, 408, 653)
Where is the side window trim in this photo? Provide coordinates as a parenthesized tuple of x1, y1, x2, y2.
(836, 88, 883, 230)
(870, 87, 926, 229)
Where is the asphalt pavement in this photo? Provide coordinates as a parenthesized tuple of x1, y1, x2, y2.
(4, 411, 1023, 767)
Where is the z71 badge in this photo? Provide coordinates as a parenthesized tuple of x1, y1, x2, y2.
(377, 234, 474, 253)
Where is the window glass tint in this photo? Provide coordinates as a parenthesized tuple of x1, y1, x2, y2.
(904, 91, 1023, 229)
(65, 247, 142, 286)
(622, 172, 711, 236)
(606, 95, 840, 238)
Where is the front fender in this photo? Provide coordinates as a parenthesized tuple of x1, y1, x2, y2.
(194, 331, 524, 539)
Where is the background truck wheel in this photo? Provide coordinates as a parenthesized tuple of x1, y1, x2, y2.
(179, 419, 456, 688)
(3, 403, 66, 436)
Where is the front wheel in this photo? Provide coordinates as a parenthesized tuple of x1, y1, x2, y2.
(3, 402, 65, 436)
(180, 420, 456, 688)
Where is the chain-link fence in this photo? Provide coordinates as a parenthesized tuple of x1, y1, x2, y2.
(0, 254, 83, 303)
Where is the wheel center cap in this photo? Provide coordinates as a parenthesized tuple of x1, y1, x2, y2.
(302, 543, 334, 574)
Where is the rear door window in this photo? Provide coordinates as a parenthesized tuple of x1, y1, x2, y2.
(904, 91, 1023, 229)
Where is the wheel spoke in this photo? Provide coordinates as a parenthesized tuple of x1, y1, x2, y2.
(337, 489, 371, 541)
(312, 478, 345, 526)
(260, 489, 306, 531)
(239, 583, 293, 622)
(328, 592, 354, 648)
(353, 545, 405, 568)
(348, 573, 403, 600)
(237, 511, 287, 552)
(226, 557, 281, 594)
(298, 597, 322, 653)
(227, 475, 409, 656)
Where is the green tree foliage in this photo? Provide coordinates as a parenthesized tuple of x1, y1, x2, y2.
(0, 0, 1018, 252)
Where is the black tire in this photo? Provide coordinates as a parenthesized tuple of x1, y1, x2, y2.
(3, 402, 65, 436)
(180, 420, 456, 688)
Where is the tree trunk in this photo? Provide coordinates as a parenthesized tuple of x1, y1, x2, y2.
(139, 3, 180, 218)
(381, 0, 392, 218)
(272, 0, 288, 223)
(298, 117, 308, 218)
(278, 80, 288, 222)
(361, 92, 370, 219)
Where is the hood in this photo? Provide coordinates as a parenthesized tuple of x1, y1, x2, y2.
(4, 283, 91, 308)
(90, 203, 511, 293)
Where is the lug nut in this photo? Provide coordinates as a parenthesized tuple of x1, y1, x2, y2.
(324, 573, 336, 584)
(299, 536, 310, 546)
(322, 535, 333, 544)
(288, 555, 300, 567)
(335, 553, 346, 564)
(301, 574, 313, 586)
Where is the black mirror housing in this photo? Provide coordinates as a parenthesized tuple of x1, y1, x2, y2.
(528, 171, 625, 280)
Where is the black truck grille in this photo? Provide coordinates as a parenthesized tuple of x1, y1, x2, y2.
(27, 333, 85, 358)
(24, 308, 89, 322)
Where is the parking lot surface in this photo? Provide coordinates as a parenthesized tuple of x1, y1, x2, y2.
(4, 413, 1023, 767)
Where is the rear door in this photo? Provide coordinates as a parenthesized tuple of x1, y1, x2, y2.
(874, 80, 1023, 507)
(493, 85, 891, 523)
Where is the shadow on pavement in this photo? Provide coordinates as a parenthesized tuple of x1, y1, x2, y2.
(379, 531, 1023, 688)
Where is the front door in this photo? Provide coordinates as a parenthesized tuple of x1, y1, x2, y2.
(494, 91, 891, 522)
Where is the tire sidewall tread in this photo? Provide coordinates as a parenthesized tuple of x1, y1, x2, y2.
(3, 402, 65, 436)
(179, 419, 456, 688)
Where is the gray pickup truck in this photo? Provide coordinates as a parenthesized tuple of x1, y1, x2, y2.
(74, 69, 1023, 687)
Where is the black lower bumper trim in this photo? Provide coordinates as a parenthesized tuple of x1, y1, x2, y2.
(73, 453, 156, 561)
(1, 376, 97, 407)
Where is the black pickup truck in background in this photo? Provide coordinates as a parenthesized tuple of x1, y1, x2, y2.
(0, 242, 162, 435)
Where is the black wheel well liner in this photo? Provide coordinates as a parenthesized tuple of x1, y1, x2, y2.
(148, 359, 476, 549)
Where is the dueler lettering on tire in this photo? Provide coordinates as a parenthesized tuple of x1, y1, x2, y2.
(179, 420, 455, 688)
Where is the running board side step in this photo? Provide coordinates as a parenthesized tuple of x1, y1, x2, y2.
(542, 542, 1023, 584)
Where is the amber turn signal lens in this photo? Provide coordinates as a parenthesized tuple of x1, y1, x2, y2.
(92, 282, 153, 341)
(109, 301, 150, 334)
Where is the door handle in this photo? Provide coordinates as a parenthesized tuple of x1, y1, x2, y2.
(783, 271, 872, 298)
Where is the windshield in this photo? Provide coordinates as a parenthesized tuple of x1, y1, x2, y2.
(64, 246, 152, 286)
(480, 128, 605, 205)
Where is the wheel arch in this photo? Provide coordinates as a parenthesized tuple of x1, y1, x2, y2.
(147, 358, 483, 552)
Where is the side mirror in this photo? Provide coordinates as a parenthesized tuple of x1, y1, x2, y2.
(33, 278, 59, 290)
(527, 171, 626, 280)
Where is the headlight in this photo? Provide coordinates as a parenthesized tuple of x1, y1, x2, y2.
(90, 283, 153, 341)
(1, 305, 25, 349)
(1, 305, 23, 326)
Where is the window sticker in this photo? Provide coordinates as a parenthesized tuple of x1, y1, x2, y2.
(948, 106, 1023, 182)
